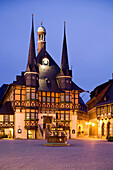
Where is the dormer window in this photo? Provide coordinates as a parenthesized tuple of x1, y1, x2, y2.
(42, 58, 49, 65)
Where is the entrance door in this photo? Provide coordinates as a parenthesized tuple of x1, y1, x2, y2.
(102, 123, 105, 136)
(107, 122, 110, 136)
(43, 116, 52, 129)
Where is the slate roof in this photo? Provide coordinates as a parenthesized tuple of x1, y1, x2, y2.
(61, 23, 70, 76)
(72, 82, 83, 91)
(36, 48, 83, 92)
(88, 79, 113, 107)
(90, 80, 111, 98)
(0, 84, 8, 102)
(95, 80, 113, 106)
(0, 101, 14, 115)
(79, 97, 87, 113)
(13, 75, 26, 85)
(11, 47, 83, 93)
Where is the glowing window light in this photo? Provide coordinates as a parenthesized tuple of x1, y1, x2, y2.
(92, 123, 95, 127)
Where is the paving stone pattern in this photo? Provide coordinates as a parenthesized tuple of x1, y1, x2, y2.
(0, 139, 113, 170)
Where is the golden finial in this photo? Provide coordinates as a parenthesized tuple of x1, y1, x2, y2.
(64, 21, 66, 23)
(32, 14, 34, 16)
(41, 21, 42, 26)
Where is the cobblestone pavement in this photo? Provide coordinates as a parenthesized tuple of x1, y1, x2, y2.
(0, 139, 113, 170)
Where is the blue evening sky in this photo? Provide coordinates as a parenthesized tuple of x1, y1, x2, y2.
(0, 0, 113, 103)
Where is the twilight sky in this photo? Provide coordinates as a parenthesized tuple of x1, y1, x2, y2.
(0, 0, 113, 103)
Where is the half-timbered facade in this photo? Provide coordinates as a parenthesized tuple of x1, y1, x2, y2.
(0, 15, 88, 139)
(87, 79, 113, 138)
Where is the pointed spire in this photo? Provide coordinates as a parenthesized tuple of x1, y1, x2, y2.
(61, 21, 69, 75)
(26, 14, 36, 72)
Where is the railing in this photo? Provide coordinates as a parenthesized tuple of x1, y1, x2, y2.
(0, 121, 14, 128)
(97, 113, 113, 119)
(38, 124, 43, 137)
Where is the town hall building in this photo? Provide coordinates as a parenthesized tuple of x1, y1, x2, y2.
(0, 15, 88, 139)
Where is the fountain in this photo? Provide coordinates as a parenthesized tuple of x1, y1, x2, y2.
(44, 126, 70, 146)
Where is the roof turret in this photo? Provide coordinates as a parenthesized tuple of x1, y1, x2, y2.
(26, 14, 36, 72)
(61, 22, 70, 76)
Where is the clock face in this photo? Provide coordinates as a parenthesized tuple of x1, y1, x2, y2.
(42, 58, 49, 65)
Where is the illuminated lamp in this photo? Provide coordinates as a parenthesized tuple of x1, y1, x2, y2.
(92, 123, 95, 126)
(18, 129, 22, 133)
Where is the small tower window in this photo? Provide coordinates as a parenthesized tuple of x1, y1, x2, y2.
(32, 76, 35, 80)
(66, 80, 69, 83)
(42, 58, 49, 65)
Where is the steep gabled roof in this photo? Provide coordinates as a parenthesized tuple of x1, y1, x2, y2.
(95, 80, 113, 106)
(36, 48, 83, 92)
(79, 96, 87, 113)
(13, 75, 26, 85)
(37, 48, 63, 92)
(0, 84, 8, 102)
(90, 80, 111, 98)
(72, 82, 84, 91)
(87, 79, 113, 107)
(0, 101, 14, 115)
(37, 48, 60, 68)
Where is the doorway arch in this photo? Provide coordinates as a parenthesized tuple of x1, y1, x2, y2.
(102, 123, 105, 136)
(107, 122, 110, 136)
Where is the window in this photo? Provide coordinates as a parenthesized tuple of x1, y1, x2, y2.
(42, 96, 46, 102)
(66, 93, 69, 102)
(32, 76, 35, 80)
(4, 115, 9, 121)
(15, 95, 20, 100)
(66, 80, 69, 83)
(47, 97, 50, 102)
(31, 113, 35, 119)
(26, 92, 30, 99)
(31, 93, 35, 99)
(27, 76, 30, 80)
(51, 93, 54, 97)
(60, 94, 64, 102)
(65, 114, 69, 120)
(42, 58, 49, 65)
(61, 114, 64, 120)
(56, 98, 59, 103)
(26, 113, 30, 120)
(51, 97, 54, 103)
